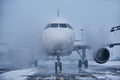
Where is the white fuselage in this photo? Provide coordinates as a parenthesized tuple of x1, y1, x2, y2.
(42, 22, 75, 56)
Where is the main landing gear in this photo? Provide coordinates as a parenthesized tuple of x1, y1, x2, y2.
(54, 49, 88, 74)
(78, 59, 88, 68)
(77, 49, 88, 72)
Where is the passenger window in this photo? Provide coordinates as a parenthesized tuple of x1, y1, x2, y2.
(51, 24, 58, 28)
(60, 24, 67, 28)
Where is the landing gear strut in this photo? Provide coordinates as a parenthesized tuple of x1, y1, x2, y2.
(34, 59, 38, 67)
(77, 49, 88, 72)
(55, 55, 62, 74)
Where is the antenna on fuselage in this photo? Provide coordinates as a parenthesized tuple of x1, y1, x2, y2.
(57, 9, 59, 17)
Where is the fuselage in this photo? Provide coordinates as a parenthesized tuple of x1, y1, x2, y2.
(42, 19, 75, 56)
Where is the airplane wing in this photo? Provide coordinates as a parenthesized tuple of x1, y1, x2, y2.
(73, 45, 90, 51)
(73, 42, 120, 51)
(73, 39, 91, 51)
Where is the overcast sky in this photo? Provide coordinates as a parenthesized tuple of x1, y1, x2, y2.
(0, 0, 120, 67)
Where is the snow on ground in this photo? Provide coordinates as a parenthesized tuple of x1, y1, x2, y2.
(0, 68, 39, 80)
(88, 61, 120, 67)
(93, 74, 120, 80)
(0, 61, 119, 80)
(105, 75, 120, 80)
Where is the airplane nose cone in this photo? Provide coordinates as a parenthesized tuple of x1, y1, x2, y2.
(53, 40, 65, 51)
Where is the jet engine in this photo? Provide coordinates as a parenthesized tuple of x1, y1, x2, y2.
(94, 48, 110, 64)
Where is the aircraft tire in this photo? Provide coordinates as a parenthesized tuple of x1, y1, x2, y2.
(84, 60, 88, 68)
(55, 62, 58, 74)
(60, 62, 62, 73)
(78, 60, 82, 68)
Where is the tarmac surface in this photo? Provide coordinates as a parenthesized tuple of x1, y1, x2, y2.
(0, 61, 120, 80)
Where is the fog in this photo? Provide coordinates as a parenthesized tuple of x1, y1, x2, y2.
(0, 0, 120, 68)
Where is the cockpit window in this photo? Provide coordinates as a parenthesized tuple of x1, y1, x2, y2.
(44, 23, 73, 30)
(60, 24, 67, 28)
(44, 24, 50, 29)
(67, 24, 73, 29)
(51, 23, 58, 28)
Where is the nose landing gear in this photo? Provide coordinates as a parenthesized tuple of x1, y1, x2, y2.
(55, 55, 62, 74)
(77, 49, 88, 72)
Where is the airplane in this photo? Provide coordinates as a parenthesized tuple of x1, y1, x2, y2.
(36, 11, 120, 74)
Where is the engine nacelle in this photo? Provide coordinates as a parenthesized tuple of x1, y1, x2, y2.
(94, 48, 110, 64)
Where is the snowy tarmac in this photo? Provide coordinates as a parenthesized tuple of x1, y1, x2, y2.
(0, 61, 120, 80)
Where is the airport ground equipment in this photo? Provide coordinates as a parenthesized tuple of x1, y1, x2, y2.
(110, 25, 120, 32)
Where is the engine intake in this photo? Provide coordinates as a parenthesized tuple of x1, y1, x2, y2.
(94, 48, 110, 64)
